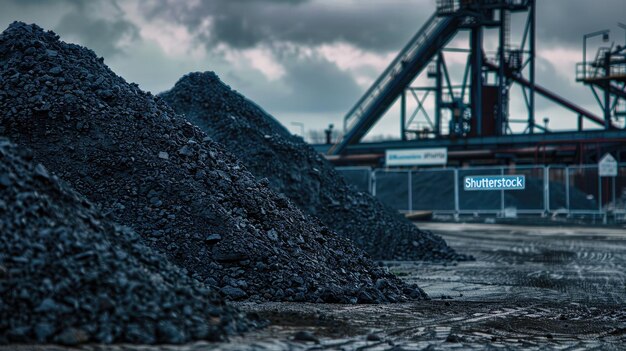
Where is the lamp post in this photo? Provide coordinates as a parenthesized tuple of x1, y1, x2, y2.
(618, 23, 626, 46)
(290, 122, 305, 137)
(582, 29, 610, 79)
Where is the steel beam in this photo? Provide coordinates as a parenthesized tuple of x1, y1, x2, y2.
(470, 26, 483, 136)
(528, 0, 536, 133)
(484, 61, 612, 128)
(313, 129, 626, 155)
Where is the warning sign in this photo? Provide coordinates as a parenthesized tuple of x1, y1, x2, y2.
(598, 153, 617, 177)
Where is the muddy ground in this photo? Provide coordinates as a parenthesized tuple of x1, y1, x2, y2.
(5, 222, 625, 350)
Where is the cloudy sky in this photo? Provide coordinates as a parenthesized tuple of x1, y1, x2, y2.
(2, 0, 625, 139)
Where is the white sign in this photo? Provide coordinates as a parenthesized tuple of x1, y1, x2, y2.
(385, 148, 447, 166)
(599, 153, 617, 177)
(464, 175, 526, 191)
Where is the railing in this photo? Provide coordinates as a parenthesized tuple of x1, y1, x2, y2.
(336, 164, 626, 220)
(577, 62, 626, 81)
(617, 99, 626, 116)
(576, 62, 600, 81)
(437, 0, 529, 14)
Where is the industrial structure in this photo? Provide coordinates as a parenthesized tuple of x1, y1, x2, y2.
(315, 0, 626, 167)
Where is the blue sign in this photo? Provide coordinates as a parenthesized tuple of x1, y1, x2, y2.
(464, 175, 525, 191)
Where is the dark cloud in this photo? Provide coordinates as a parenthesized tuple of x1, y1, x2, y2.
(238, 49, 364, 113)
(55, 1, 139, 57)
(535, 0, 626, 48)
(4, 0, 139, 57)
(139, 0, 625, 54)
(1, 0, 620, 132)
(56, 12, 139, 57)
(279, 52, 363, 112)
(140, 0, 433, 53)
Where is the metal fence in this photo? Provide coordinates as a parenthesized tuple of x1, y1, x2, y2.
(337, 164, 626, 218)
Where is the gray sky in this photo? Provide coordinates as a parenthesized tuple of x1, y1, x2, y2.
(2, 0, 625, 139)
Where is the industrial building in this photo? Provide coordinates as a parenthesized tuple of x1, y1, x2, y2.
(312, 0, 626, 220)
(314, 0, 626, 166)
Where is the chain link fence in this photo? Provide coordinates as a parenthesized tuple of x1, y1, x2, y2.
(336, 164, 626, 219)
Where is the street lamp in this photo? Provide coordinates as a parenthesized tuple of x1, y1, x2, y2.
(582, 29, 610, 79)
(618, 23, 626, 46)
(290, 122, 305, 137)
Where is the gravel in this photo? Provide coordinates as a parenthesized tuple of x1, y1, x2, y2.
(0, 139, 250, 345)
(160, 72, 469, 261)
(0, 22, 427, 304)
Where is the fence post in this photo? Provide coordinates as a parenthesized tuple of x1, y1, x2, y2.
(613, 176, 616, 215)
(500, 167, 505, 217)
(565, 167, 570, 217)
(598, 165, 602, 217)
(543, 166, 547, 214)
(372, 169, 377, 197)
(454, 168, 459, 219)
(407, 170, 413, 213)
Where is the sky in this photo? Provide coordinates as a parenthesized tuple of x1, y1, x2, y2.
(2, 0, 625, 140)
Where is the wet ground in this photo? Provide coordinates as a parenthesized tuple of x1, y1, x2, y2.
(5, 222, 626, 350)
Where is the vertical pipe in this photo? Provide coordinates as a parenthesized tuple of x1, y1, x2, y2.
(578, 114, 583, 131)
(500, 167, 505, 217)
(603, 51, 611, 128)
(407, 170, 413, 213)
(454, 168, 460, 218)
(528, 0, 536, 134)
(541, 166, 550, 215)
(598, 166, 602, 214)
(471, 27, 483, 136)
(565, 167, 570, 216)
(401, 90, 407, 140)
(612, 176, 616, 217)
(497, 10, 506, 136)
(435, 53, 443, 136)
(372, 170, 377, 197)
(604, 82, 610, 129)
(583, 38, 587, 80)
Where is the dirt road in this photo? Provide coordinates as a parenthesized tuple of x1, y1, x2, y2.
(6, 223, 626, 350)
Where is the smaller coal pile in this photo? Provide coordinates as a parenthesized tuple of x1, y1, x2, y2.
(161, 72, 469, 261)
(0, 22, 426, 304)
(0, 139, 249, 345)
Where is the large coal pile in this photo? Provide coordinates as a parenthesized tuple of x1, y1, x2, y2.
(0, 22, 426, 304)
(0, 139, 249, 344)
(160, 72, 467, 261)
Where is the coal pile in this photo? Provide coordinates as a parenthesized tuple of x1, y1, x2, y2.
(0, 22, 426, 304)
(160, 72, 468, 261)
(0, 139, 249, 344)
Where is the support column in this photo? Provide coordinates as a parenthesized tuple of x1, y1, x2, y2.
(401, 90, 407, 140)
(497, 10, 507, 136)
(528, 0, 536, 134)
(578, 114, 583, 131)
(470, 26, 483, 136)
(604, 53, 611, 129)
(604, 82, 611, 129)
(435, 53, 443, 136)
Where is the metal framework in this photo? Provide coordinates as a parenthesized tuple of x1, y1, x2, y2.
(576, 26, 626, 127)
(328, 0, 624, 157)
